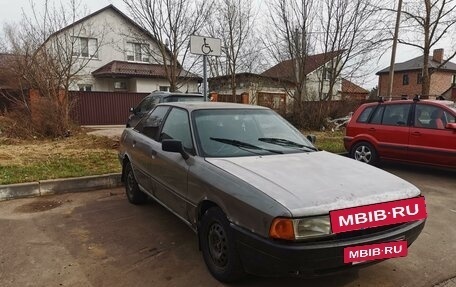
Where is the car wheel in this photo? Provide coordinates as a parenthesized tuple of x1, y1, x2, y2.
(199, 207, 245, 283)
(124, 162, 148, 204)
(351, 142, 378, 164)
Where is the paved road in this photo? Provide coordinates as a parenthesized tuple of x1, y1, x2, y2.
(0, 163, 455, 287)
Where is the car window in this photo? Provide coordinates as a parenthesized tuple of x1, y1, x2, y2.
(382, 104, 411, 126)
(444, 110, 456, 124)
(137, 96, 160, 113)
(163, 96, 203, 102)
(193, 109, 314, 157)
(415, 104, 455, 129)
(357, 106, 374, 123)
(370, 106, 384, 124)
(160, 108, 194, 151)
(135, 106, 170, 138)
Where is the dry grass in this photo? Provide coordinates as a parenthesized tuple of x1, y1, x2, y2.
(0, 131, 121, 185)
(0, 128, 346, 185)
(305, 130, 346, 153)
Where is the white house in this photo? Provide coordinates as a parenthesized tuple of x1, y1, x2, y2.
(209, 51, 345, 112)
(45, 5, 201, 93)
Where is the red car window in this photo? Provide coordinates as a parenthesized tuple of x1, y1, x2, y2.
(414, 104, 455, 130)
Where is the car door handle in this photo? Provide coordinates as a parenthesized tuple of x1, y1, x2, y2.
(368, 128, 376, 132)
(151, 150, 157, 156)
(132, 140, 136, 147)
(411, 132, 421, 136)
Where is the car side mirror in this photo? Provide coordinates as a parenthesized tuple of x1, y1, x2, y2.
(162, 139, 189, 160)
(129, 107, 136, 114)
(446, 123, 456, 130)
(306, 134, 316, 144)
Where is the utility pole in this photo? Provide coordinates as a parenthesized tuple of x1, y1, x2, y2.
(387, 0, 403, 100)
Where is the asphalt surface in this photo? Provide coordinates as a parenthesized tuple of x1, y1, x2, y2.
(0, 163, 455, 287)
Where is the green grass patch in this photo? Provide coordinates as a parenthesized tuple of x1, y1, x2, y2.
(0, 151, 120, 185)
(305, 130, 346, 154)
(0, 131, 121, 185)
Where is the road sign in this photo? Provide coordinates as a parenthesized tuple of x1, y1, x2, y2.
(190, 35, 221, 56)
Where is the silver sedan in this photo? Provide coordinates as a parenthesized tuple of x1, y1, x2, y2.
(118, 102, 425, 282)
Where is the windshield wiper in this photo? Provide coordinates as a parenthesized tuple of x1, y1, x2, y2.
(210, 137, 283, 154)
(258, 137, 318, 151)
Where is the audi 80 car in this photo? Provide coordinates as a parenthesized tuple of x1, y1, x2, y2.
(344, 98, 455, 167)
(118, 102, 425, 282)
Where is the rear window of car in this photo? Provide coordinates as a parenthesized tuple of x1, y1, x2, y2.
(163, 96, 203, 102)
(357, 106, 375, 123)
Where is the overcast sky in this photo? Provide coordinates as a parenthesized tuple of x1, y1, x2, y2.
(0, 0, 428, 89)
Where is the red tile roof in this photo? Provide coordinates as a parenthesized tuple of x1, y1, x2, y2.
(342, 78, 369, 95)
(92, 61, 201, 80)
(261, 51, 344, 81)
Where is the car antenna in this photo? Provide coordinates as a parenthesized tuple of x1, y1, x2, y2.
(413, 95, 420, 102)
(378, 96, 384, 103)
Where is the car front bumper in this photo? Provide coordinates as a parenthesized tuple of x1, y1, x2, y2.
(231, 219, 425, 277)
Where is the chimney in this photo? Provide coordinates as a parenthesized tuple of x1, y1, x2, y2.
(433, 49, 444, 63)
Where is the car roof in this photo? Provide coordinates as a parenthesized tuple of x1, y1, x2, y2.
(362, 99, 455, 108)
(155, 102, 270, 111)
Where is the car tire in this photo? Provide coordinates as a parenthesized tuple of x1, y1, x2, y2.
(124, 162, 148, 205)
(351, 141, 378, 165)
(199, 207, 245, 283)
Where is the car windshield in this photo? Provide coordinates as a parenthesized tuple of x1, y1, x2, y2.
(163, 96, 203, 102)
(192, 109, 316, 157)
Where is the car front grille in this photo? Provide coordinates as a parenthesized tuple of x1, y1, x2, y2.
(305, 222, 408, 243)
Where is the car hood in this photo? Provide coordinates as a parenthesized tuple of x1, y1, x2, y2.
(205, 151, 421, 217)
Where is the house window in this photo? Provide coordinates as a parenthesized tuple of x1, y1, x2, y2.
(78, 84, 92, 91)
(323, 66, 333, 80)
(417, 72, 423, 84)
(452, 74, 456, 84)
(403, 74, 409, 85)
(72, 37, 98, 58)
(114, 81, 127, 90)
(127, 42, 150, 62)
(159, 86, 170, 92)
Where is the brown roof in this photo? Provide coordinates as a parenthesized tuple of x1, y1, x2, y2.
(342, 78, 369, 94)
(261, 50, 344, 81)
(92, 61, 201, 80)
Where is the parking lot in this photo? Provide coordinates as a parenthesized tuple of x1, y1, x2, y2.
(0, 163, 455, 287)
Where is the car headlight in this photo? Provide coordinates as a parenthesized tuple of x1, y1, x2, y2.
(269, 216, 331, 241)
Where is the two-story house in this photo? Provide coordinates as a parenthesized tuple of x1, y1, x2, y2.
(46, 5, 200, 93)
(376, 49, 456, 99)
(209, 51, 365, 112)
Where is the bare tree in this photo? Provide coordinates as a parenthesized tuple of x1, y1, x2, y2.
(265, 0, 319, 109)
(399, 0, 456, 96)
(3, 0, 105, 137)
(317, 0, 388, 100)
(205, 0, 255, 101)
(123, 0, 213, 92)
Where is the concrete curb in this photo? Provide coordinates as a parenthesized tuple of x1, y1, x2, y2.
(0, 173, 123, 201)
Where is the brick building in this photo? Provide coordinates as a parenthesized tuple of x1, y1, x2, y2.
(376, 49, 456, 99)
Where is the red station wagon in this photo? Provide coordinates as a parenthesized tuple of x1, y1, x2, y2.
(344, 98, 456, 168)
